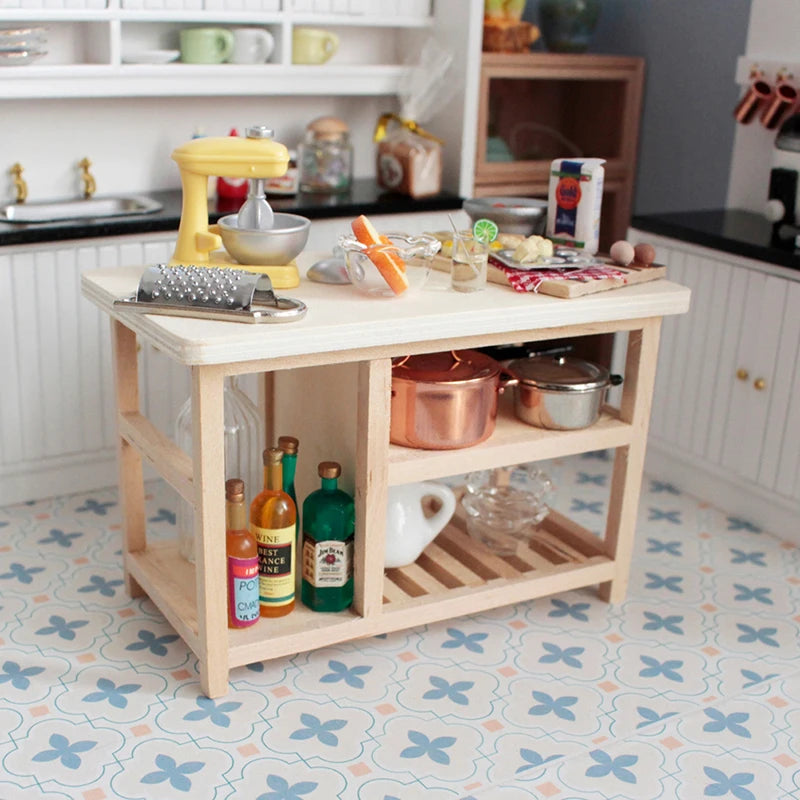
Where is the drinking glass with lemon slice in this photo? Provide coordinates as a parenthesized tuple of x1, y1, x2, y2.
(451, 218, 497, 292)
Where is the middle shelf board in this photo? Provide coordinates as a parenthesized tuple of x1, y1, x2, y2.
(387, 403, 631, 485)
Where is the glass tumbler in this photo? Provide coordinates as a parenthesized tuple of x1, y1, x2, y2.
(451, 231, 490, 292)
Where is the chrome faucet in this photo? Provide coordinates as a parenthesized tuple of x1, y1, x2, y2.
(10, 163, 27, 204)
(78, 157, 96, 199)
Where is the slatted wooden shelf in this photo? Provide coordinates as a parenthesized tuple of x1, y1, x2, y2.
(382, 505, 610, 610)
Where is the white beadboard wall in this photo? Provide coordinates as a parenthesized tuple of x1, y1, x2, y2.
(0, 233, 193, 505)
(640, 237, 800, 540)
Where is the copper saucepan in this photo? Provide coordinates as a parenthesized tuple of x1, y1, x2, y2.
(390, 349, 517, 450)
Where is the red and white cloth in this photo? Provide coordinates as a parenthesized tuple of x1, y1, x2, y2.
(489, 255, 628, 293)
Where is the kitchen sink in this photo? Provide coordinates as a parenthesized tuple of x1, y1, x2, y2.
(0, 195, 163, 224)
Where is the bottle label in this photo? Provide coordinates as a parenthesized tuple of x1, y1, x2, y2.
(302, 535, 353, 588)
(252, 523, 295, 607)
(228, 555, 260, 627)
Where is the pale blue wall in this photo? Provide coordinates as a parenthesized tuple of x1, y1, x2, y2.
(524, 0, 751, 214)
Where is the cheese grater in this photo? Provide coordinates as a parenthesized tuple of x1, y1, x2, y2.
(114, 264, 306, 323)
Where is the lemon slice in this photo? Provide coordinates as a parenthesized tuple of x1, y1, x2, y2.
(472, 217, 499, 244)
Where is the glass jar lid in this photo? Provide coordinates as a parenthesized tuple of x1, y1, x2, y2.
(305, 115, 350, 143)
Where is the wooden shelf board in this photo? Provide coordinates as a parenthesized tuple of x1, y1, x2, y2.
(119, 410, 193, 503)
(127, 513, 614, 670)
(388, 402, 631, 485)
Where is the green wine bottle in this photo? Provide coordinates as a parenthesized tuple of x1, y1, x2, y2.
(301, 461, 354, 613)
(278, 435, 299, 539)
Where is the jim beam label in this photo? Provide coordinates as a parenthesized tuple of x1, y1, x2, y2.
(302, 535, 353, 588)
(253, 524, 295, 608)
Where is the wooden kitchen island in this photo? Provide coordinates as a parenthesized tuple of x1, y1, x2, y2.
(81, 253, 690, 698)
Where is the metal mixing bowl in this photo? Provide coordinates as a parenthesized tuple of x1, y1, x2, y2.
(463, 196, 548, 236)
(217, 212, 310, 265)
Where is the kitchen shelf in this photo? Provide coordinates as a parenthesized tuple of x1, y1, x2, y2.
(80, 255, 690, 698)
(0, 6, 433, 98)
(0, 63, 406, 98)
(474, 52, 644, 251)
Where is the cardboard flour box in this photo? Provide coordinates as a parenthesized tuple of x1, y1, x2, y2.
(546, 158, 605, 254)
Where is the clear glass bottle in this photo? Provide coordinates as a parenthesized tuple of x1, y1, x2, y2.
(175, 376, 264, 563)
(298, 116, 353, 194)
(301, 461, 354, 613)
(250, 448, 297, 618)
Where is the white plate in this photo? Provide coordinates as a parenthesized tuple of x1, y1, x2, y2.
(0, 49, 47, 66)
(122, 49, 180, 65)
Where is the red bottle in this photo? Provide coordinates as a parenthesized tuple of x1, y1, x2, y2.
(216, 129, 248, 200)
(225, 478, 259, 629)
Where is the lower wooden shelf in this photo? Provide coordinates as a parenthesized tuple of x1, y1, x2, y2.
(128, 504, 614, 670)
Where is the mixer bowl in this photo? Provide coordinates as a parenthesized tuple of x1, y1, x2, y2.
(217, 212, 310, 265)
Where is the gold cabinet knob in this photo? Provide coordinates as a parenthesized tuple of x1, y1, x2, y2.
(736, 368, 749, 381)
(753, 378, 766, 391)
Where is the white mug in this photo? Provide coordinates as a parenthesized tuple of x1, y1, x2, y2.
(231, 27, 274, 65)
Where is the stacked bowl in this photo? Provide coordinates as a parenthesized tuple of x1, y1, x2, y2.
(0, 26, 47, 67)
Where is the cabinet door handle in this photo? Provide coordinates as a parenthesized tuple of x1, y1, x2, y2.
(736, 367, 749, 381)
(753, 378, 766, 391)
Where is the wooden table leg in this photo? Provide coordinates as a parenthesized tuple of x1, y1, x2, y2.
(599, 317, 662, 604)
(110, 319, 145, 599)
(353, 358, 391, 619)
(191, 364, 230, 698)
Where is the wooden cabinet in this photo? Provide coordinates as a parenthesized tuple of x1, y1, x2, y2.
(632, 229, 800, 539)
(475, 53, 644, 251)
(81, 253, 688, 697)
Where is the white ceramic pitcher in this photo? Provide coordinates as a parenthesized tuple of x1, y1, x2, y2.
(385, 482, 456, 569)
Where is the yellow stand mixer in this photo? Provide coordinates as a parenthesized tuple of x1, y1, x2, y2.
(170, 125, 309, 289)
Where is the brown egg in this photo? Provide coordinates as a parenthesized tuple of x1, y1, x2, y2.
(634, 242, 656, 266)
(609, 240, 635, 266)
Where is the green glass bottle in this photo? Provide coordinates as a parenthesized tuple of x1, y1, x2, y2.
(301, 461, 354, 613)
(278, 435, 299, 539)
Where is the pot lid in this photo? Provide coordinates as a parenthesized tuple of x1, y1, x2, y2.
(508, 355, 609, 392)
(392, 349, 501, 383)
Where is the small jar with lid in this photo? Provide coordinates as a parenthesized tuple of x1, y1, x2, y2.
(298, 116, 353, 193)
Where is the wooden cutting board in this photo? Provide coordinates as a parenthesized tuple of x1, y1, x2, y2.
(431, 254, 666, 299)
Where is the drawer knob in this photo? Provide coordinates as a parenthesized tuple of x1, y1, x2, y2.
(736, 368, 749, 381)
(754, 377, 766, 391)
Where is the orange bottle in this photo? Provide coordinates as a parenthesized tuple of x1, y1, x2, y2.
(250, 448, 297, 617)
(225, 478, 259, 629)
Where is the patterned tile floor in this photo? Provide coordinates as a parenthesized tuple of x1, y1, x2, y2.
(0, 452, 798, 800)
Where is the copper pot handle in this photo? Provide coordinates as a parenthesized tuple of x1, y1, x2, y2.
(498, 371, 519, 395)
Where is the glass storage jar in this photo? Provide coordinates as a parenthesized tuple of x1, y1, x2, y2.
(298, 116, 353, 193)
(175, 375, 264, 562)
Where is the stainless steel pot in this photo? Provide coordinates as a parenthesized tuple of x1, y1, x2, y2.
(508, 355, 622, 430)
(390, 350, 516, 450)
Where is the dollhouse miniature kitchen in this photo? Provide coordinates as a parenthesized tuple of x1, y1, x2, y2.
(1, 1, 799, 797)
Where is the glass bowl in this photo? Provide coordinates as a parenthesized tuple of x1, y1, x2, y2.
(338, 232, 440, 297)
(461, 467, 553, 556)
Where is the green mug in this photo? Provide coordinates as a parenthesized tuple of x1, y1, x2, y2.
(180, 27, 234, 64)
(292, 28, 339, 65)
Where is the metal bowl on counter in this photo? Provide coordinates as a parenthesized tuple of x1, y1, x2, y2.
(217, 212, 310, 266)
(507, 354, 622, 430)
(390, 349, 517, 450)
(463, 196, 548, 236)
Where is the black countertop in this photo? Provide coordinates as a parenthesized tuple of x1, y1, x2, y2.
(0, 179, 463, 248)
(632, 208, 800, 273)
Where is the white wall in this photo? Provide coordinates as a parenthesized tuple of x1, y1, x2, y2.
(726, 0, 800, 212)
(2, 95, 394, 202)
